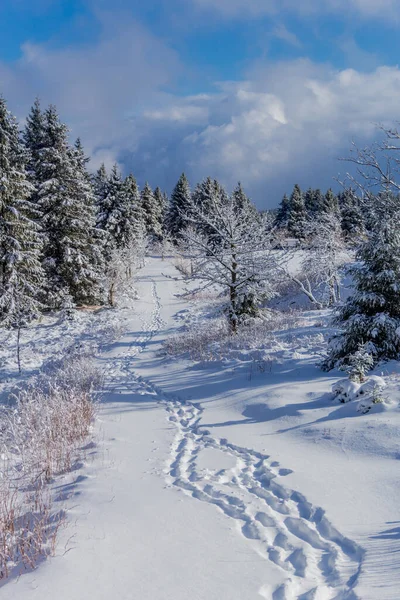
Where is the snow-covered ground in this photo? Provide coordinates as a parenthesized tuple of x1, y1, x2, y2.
(1, 256, 399, 600)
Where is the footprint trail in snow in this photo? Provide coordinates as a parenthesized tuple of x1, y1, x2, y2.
(110, 277, 364, 600)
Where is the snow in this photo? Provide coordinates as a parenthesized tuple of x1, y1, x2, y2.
(1, 256, 400, 599)
(332, 378, 361, 401)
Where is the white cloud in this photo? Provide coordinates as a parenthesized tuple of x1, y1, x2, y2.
(131, 61, 400, 205)
(0, 12, 181, 167)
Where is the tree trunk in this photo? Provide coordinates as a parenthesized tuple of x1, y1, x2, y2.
(108, 282, 116, 307)
(230, 251, 238, 334)
(16, 325, 22, 374)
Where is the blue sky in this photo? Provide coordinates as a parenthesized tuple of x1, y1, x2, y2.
(1, 0, 400, 206)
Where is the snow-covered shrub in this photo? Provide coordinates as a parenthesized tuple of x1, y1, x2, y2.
(341, 346, 374, 383)
(0, 352, 100, 579)
(332, 374, 387, 411)
(165, 317, 230, 361)
(357, 377, 387, 414)
(332, 378, 361, 403)
(165, 308, 301, 362)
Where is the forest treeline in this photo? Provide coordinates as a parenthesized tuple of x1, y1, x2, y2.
(2, 94, 400, 374)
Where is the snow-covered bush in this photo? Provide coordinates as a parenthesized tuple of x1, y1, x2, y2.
(341, 346, 374, 383)
(332, 378, 361, 403)
(332, 374, 387, 412)
(165, 308, 301, 362)
(0, 352, 101, 579)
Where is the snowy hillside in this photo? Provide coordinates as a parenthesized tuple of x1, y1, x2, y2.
(1, 256, 399, 600)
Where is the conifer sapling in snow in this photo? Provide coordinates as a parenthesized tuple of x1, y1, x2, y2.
(323, 219, 400, 371)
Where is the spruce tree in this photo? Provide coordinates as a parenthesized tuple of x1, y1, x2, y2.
(232, 182, 257, 217)
(0, 97, 44, 326)
(97, 164, 129, 252)
(154, 186, 167, 238)
(322, 188, 339, 215)
(323, 220, 400, 371)
(192, 177, 228, 243)
(338, 189, 365, 242)
(167, 173, 192, 241)
(287, 184, 306, 239)
(304, 188, 314, 215)
(93, 163, 109, 213)
(23, 98, 45, 182)
(37, 105, 102, 306)
(275, 193, 290, 229)
(304, 188, 325, 217)
(123, 173, 145, 238)
(141, 181, 162, 239)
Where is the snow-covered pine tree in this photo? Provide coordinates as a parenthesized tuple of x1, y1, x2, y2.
(232, 182, 258, 217)
(304, 188, 325, 218)
(0, 97, 44, 327)
(323, 219, 400, 371)
(123, 173, 145, 238)
(166, 173, 192, 242)
(66, 140, 104, 304)
(287, 184, 306, 239)
(23, 98, 45, 188)
(154, 186, 167, 238)
(74, 138, 90, 173)
(37, 105, 103, 307)
(338, 189, 365, 242)
(93, 163, 109, 214)
(275, 193, 290, 229)
(141, 181, 162, 239)
(322, 188, 339, 215)
(96, 164, 129, 252)
(192, 177, 229, 244)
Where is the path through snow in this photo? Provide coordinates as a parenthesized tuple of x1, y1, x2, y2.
(0, 257, 384, 600)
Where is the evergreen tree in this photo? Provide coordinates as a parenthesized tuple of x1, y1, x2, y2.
(323, 220, 400, 371)
(192, 177, 228, 242)
(322, 188, 339, 215)
(232, 182, 257, 217)
(93, 163, 109, 214)
(0, 97, 44, 326)
(74, 138, 90, 173)
(338, 189, 365, 242)
(23, 98, 45, 177)
(304, 188, 325, 216)
(275, 193, 290, 229)
(23, 98, 46, 209)
(123, 173, 145, 238)
(287, 184, 306, 239)
(37, 105, 102, 306)
(141, 181, 162, 239)
(167, 173, 192, 241)
(97, 164, 131, 252)
(154, 186, 167, 237)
